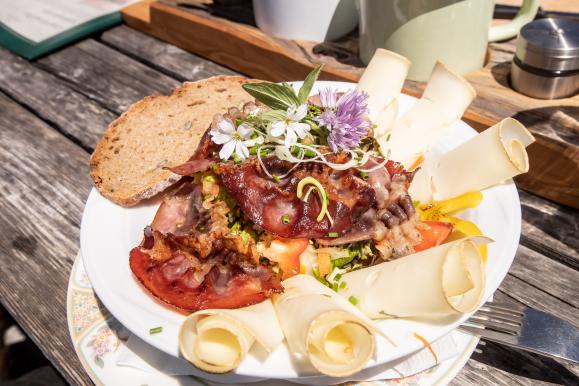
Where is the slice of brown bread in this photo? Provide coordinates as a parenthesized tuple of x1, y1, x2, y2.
(90, 75, 255, 207)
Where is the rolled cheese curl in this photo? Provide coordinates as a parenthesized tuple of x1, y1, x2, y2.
(384, 62, 476, 167)
(272, 274, 387, 377)
(356, 48, 410, 130)
(179, 300, 284, 373)
(339, 237, 490, 318)
(375, 99, 399, 138)
(409, 117, 535, 203)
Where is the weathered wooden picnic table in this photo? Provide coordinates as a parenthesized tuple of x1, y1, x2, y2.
(0, 25, 577, 386)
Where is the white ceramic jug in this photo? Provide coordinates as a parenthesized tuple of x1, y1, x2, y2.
(359, 0, 539, 81)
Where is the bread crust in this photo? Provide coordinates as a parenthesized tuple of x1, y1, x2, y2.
(90, 75, 255, 207)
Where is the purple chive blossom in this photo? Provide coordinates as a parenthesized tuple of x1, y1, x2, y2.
(315, 88, 370, 152)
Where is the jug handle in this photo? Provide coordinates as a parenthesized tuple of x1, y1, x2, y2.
(488, 0, 539, 42)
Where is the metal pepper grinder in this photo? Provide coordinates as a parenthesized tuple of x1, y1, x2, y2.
(511, 18, 579, 99)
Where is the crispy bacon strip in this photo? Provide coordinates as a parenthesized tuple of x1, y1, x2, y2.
(134, 176, 281, 311)
(151, 180, 206, 235)
(319, 158, 415, 245)
(215, 156, 375, 239)
(130, 229, 281, 311)
(168, 129, 217, 176)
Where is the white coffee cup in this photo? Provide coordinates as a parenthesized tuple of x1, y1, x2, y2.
(253, 0, 358, 42)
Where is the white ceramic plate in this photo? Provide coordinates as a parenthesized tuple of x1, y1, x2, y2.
(81, 81, 521, 382)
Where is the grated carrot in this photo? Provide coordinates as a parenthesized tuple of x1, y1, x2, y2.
(413, 332, 438, 364)
(408, 154, 425, 172)
(317, 252, 331, 276)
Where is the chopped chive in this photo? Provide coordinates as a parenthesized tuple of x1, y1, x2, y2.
(327, 232, 339, 238)
(348, 296, 358, 306)
(203, 194, 212, 201)
(332, 282, 339, 292)
(303, 148, 317, 157)
(232, 153, 242, 164)
(281, 214, 290, 224)
(412, 199, 421, 208)
(202, 174, 216, 183)
(334, 273, 342, 281)
(249, 146, 258, 155)
(149, 326, 163, 335)
(290, 145, 315, 158)
(211, 163, 218, 170)
(359, 171, 369, 180)
(272, 175, 281, 182)
(339, 281, 347, 289)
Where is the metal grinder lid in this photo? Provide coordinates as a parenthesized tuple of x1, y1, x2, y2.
(515, 18, 579, 72)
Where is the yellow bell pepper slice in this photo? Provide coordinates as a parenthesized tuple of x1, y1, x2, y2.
(416, 191, 487, 262)
(418, 191, 483, 219)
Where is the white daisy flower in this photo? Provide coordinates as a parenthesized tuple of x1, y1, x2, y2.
(210, 119, 261, 161)
(270, 104, 311, 147)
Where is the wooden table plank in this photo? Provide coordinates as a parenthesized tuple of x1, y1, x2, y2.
(36, 39, 180, 114)
(0, 47, 116, 150)
(455, 340, 579, 386)
(100, 25, 239, 81)
(519, 191, 579, 269)
(509, 245, 579, 309)
(497, 274, 577, 327)
(0, 92, 92, 386)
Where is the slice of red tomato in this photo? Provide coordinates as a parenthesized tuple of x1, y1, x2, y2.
(414, 221, 453, 252)
(265, 238, 309, 279)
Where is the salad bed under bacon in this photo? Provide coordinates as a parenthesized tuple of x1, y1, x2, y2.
(130, 68, 453, 312)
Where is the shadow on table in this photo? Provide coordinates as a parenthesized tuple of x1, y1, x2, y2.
(0, 305, 66, 385)
(511, 106, 579, 146)
(490, 61, 512, 89)
(172, 0, 256, 25)
(473, 340, 579, 384)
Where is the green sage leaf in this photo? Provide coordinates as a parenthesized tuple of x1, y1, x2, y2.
(260, 109, 288, 122)
(298, 65, 323, 104)
(242, 82, 300, 110)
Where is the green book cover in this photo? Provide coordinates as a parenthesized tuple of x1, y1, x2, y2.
(0, 11, 122, 60)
